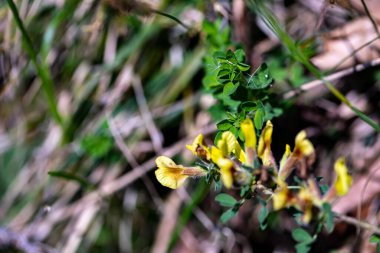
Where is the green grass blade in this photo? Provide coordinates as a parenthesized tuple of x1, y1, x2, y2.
(247, 0, 380, 133)
(6, 0, 64, 128)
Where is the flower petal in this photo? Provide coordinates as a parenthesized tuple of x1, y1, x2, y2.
(334, 157, 352, 196)
(294, 131, 314, 157)
(221, 131, 237, 154)
(211, 146, 235, 189)
(272, 181, 289, 210)
(155, 156, 187, 189)
(258, 121, 273, 166)
(219, 131, 246, 163)
(186, 134, 211, 160)
(218, 158, 235, 189)
(241, 118, 257, 151)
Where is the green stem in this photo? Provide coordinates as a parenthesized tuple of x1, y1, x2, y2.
(6, 0, 64, 128)
(248, 0, 380, 133)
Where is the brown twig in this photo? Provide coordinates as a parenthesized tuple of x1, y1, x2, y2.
(335, 213, 380, 235)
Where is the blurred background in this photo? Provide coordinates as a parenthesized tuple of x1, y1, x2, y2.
(0, 0, 380, 252)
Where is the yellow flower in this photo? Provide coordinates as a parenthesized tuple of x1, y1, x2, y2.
(278, 144, 293, 180)
(293, 131, 314, 158)
(241, 118, 257, 151)
(295, 180, 323, 224)
(258, 121, 273, 166)
(334, 157, 352, 196)
(280, 144, 291, 171)
(211, 146, 235, 188)
(155, 156, 205, 189)
(218, 131, 246, 163)
(297, 187, 316, 224)
(186, 134, 211, 160)
(272, 180, 290, 210)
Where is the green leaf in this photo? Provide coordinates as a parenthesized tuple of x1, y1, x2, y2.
(370, 234, 380, 243)
(48, 171, 94, 188)
(234, 49, 246, 63)
(214, 131, 223, 146)
(254, 108, 265, 130)
(226, 50, 237, 63)
(215, 193, 238, 207)
(229, 126, 239, 137)
(237, 62, 250, 72)
(238, 128, 245, 141)
(258, 206, 268, 230)
(217, 119, 233, 131)
(291, 228, 314, 243)
(322, 202, 335, 233)
(223, 82, 238, 96)
(295, 242, 311, 253)
(81, 134, 113, 158)
(220, 209, 237, 223)
(247, 63, 273, 90)
(213, 51, 226, 60)
(241, 101, 257, 111)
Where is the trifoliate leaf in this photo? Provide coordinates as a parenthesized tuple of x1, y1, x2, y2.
(247, 63, 273, 90)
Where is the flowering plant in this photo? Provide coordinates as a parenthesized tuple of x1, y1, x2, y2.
(155, 118, 352, 228)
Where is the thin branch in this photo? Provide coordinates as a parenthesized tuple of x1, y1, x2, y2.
(360, 0, 379, 36)
(335, 213, 380, 235)
(328, 35, 380, 72)
(107, 114, 163, 209)
(284, 58, 380, 99)
(132, 76, 164, 153)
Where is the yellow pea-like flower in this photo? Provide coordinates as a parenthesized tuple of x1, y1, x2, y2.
(186, 134, 211, 160)
(334, 157, 352, 196)
(293, 131, 314, 158)
(297, 187, 315, 224)
(211, 146, 235, 189)
(280, 144, 291, 171)
(155, 156, 205, 189)
(272, 180, 289, 210)
(241, 118, 257, 151)
(218, 131, 246, 163)
(258, 121, 273, 166)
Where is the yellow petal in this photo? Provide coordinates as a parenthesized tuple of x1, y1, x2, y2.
(258, 121, 273, 166)
(155, 156, 188, 189)
(211, 146, 235, 189)
(334, 157, 352, 196)
(211, 146, 223, 164)
(297, 187, 314, 224)
(272, 181, 289, 210)
(294, 131, 314, 157)
(218, 158, 235, 189)
(280, 144, 291, 171)
(219, 131, 246, 163)
(241, 118, 256, 150)
(221, 131, 237, 154)
(186, 134, 211, 160)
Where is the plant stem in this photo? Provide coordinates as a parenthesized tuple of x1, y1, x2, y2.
(335, 213, 380, 235)
(6, 0, 64, 128)
(247, 0, 380, 133)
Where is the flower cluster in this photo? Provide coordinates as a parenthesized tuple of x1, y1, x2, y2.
(155, 118, 352, 223)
